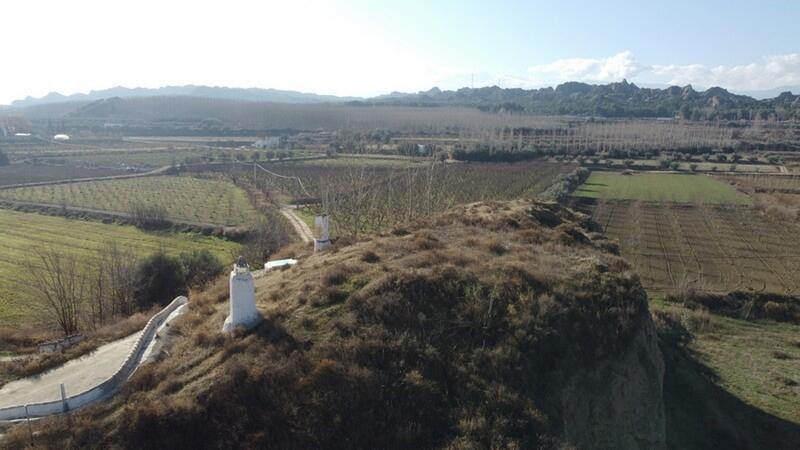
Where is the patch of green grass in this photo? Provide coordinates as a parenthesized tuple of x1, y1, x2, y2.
(650, 296, 799, 425)
(575, 172, 752, 204)
(0, 209, 240, 329)
(0, 176, 260, 226)
(294, 207, 317, 230)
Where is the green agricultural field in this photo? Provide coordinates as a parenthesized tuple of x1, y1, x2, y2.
(55, 149, 215, 168)
(0, 209, 240, 329)
(0, 176, 260, 226)
(575, 172, 752, 205)
(650, 297, 800, 426)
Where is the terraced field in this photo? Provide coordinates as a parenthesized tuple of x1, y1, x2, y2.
(593, 200, 800, 294)
(0, 176, 259, 226)
(0, 209, 240, 328)
(718, 173, 800, 193)
(0, 164, 128, 187)
(575, 172, 752, 204)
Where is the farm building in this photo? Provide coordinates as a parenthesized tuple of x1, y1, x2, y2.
(253, 136, 282, 149)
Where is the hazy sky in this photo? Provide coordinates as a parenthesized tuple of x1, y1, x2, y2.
(2, 0, 799, 104)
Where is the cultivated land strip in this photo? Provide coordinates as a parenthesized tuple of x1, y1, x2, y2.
(0, 209, 238, 327)
(0, 165, 172, 190)
(0, 176, 259, 227)
(592, 200, 800, 294)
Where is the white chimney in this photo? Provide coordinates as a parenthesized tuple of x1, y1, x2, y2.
(314, 215, 331, 252)
(222, 256, 261, 332)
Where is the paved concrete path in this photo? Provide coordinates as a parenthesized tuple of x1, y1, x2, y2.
(0, 332, 141, 408)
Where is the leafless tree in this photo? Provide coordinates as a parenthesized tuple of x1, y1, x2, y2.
(26, 248, 87, 337)
(99, 241, 139, 317)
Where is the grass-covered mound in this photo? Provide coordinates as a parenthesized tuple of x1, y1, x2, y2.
(666, 290, 800, 324)
(7, 200, 657, 449)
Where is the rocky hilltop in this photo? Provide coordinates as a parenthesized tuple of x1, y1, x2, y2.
(369, 80, 799, 120)
(5, 200, 666, 449)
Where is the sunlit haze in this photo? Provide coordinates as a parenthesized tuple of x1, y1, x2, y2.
(2, 0, 799, 104)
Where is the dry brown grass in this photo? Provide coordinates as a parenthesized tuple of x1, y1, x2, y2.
(9, 199, 653, 449)
(0, 311, 151, 385)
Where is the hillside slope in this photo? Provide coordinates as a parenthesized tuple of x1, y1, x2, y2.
(6, 200, 666, 449)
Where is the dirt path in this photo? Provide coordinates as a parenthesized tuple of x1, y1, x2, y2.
(281, 206, 313, 243)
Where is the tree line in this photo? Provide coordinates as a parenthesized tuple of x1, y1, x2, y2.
(27, 244, 225, 336)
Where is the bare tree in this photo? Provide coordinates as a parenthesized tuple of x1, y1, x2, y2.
(101, 241, 139, 317)
(26, 248, 87, 337)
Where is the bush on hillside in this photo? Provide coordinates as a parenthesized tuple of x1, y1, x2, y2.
(665, 290, 800, 323)
(133, 252, 187, 308)
(129, 202, 171, 230)
(180, 249, 223, 289)
(0, 149, 9, 166)
(538, 167, 590, 202)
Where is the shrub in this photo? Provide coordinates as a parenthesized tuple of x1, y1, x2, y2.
(486, 238, 508, 255)
(322, 267, 349, 286)
(0, 149, 9, 166)
(129, 202, 171, 229)
(180, 249, 223, 289)
(134, 252, 187, 308)
(666, 290, 800, 323)
(771, 351, 792, 360)
(360, 251, 381, 263)
(538, 167, 590, 203)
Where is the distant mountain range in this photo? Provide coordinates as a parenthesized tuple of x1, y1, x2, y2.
(366, 81, 800, 120)
(7, 85, 359, 108)
(5, 81, 800, 121)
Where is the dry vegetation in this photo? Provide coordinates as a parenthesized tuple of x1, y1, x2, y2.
(5, 200, 654, 449)
(232, 160, 575, 238)
(592, 200, 800, 295)
(718, 173, 800, 220)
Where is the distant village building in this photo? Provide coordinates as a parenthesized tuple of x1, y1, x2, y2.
(222, 256, 261, 332)
(53, 134, 70, 141)
(253, 136, 281, 149)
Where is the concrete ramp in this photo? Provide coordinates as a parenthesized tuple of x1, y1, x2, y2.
(0, 297, 188, 421)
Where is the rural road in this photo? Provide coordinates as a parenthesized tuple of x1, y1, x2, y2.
(281, 206, 314, 243)
(0, 333, 140, 408)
